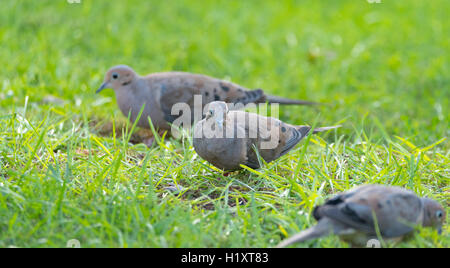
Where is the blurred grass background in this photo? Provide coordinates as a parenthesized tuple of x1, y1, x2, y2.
(0, 0, 448, 247)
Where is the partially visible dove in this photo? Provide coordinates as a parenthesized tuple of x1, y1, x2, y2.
(276, 184, 446, 248)
(193, 101, 340, 171)
(96, 65, 320, 133)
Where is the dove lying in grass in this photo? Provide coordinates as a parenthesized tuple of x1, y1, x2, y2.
(276, 184, 445, 248)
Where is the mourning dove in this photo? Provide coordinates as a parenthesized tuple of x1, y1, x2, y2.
(96, 65, 320, 137)
(276, 184, 445, 248)
(193, 101, 340, 171)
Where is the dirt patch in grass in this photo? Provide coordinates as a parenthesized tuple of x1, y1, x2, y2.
(88, 117, 154, 145)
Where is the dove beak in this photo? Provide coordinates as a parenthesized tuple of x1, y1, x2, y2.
(205, 110, 214, 120)
(96, 82, 108, 94)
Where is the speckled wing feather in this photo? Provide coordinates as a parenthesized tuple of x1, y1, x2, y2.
(226, 111, 306, 169)
(243, 122, 340, 169)
(156, 72, 267, 123)
(155, 72, 320, 125)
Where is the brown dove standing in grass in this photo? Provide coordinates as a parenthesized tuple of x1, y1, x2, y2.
(193, 101, 340, 171)
(96, 65, 320, 145)
(276, 184, 446, 248)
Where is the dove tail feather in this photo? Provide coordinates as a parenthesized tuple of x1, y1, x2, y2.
(312, 125, 342, 134)
(296, 125, 341, 137)
(265, 95, 321, 106)
(276, 219, 332, 248)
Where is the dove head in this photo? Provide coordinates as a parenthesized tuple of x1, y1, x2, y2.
(422, 198, 445, 234)
(96, 65, 138, 93)
(205, 101, 229, 129)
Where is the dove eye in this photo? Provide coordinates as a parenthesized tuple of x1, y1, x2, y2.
(436, 211, 443, 219)
(112, 73, 119, 79)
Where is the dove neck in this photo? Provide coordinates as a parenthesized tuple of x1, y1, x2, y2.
(116, 81, 142, 118)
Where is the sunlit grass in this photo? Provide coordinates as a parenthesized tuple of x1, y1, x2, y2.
(0, 0, 448, 247)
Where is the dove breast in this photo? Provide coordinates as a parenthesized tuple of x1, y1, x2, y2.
(193, 117, 248, 171)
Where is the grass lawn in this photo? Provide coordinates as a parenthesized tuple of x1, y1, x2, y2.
(0, 0, 448, 248)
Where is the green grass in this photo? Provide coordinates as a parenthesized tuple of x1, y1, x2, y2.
(0, 0, 448, 248)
